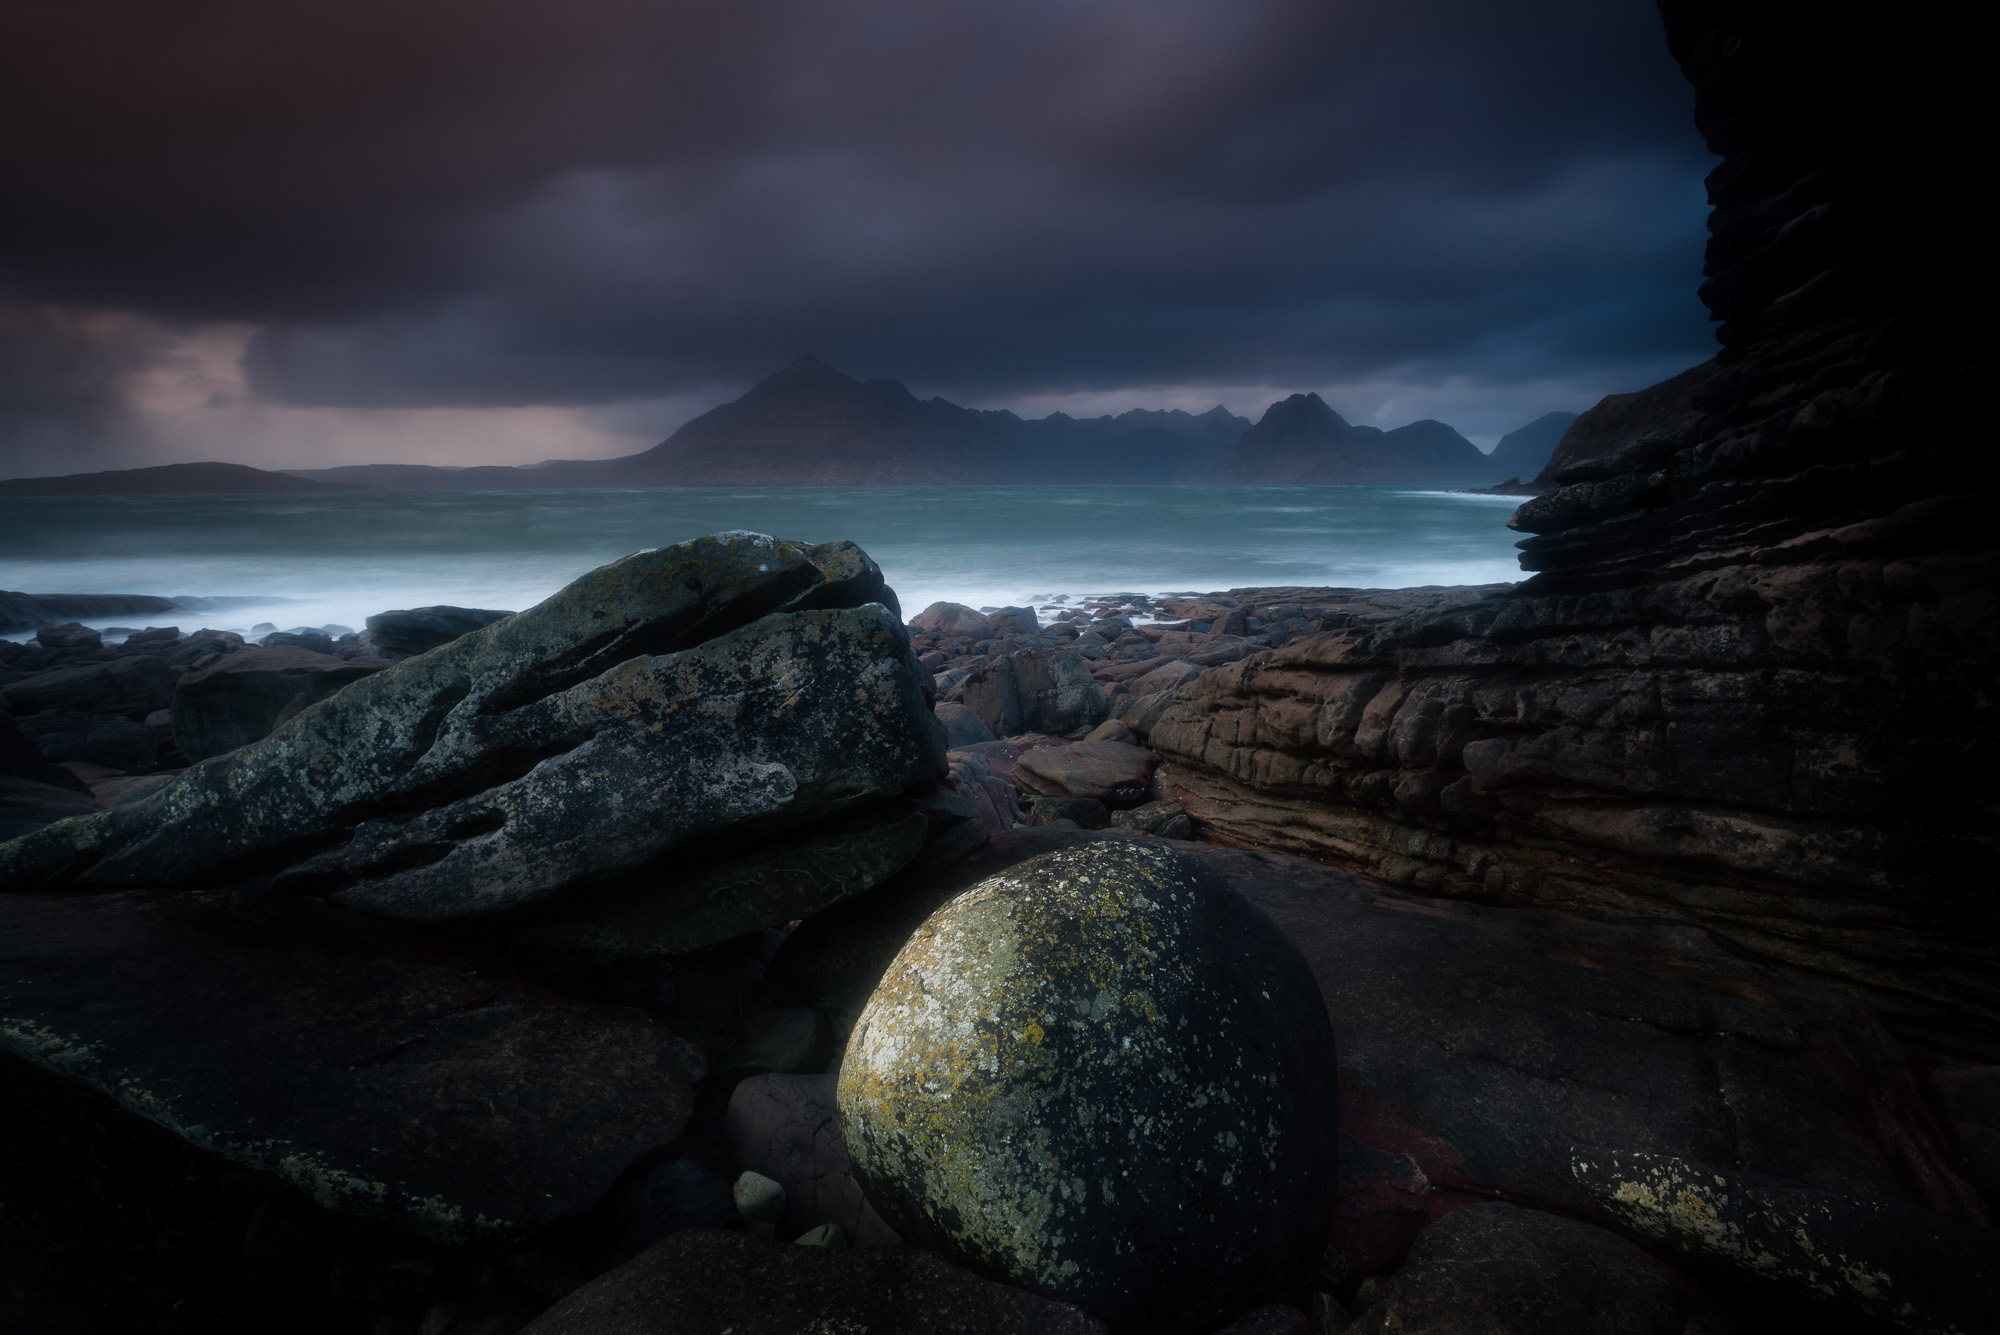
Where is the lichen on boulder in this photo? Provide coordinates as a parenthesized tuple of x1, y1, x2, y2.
(836, 840, 1338, 1334)
(0, 532, 937, 944)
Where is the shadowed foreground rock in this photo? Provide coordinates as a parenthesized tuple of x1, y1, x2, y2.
(725, 1073, 902, 1247)
(838, 842, 1339, 1335)
(518, 1229, 1104, 1335)
(773, 828, 1983, 1326)
(0, 891, 701, 1246)
(1350, 1203, 1714, 1335)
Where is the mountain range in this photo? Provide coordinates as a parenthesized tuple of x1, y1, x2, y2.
(3, 356, 1566, 493)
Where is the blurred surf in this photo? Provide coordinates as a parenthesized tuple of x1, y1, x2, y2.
(0, 484, 1528, 638)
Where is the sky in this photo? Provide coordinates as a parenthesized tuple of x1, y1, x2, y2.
(0, 0, 1717, 478)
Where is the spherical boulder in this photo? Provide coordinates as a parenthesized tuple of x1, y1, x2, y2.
(836, 841, 1339, 1333)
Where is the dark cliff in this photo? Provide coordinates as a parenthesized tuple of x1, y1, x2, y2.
(1152, 0, 1995, 1058)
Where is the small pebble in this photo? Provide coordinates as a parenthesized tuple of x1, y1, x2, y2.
(732, 1170, 787, 1225)
(793, 1223, 850, 1250)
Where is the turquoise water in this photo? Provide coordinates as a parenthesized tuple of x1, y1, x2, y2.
(0, 486, 1527, 635)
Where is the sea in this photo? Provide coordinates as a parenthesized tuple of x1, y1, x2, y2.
(0, 485, 1528, 638)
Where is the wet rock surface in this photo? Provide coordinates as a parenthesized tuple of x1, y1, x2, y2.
(838, 842, 1340, 1334)
(950, 645, 1107, 738)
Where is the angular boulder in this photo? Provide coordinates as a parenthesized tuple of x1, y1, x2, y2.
(0, 534, 932, 935)
(987, 606, 1039, 636)
(1130, 658, 1203, 696)
(908, 601, 993, 641)
(933, 699, 998, 748)
(1011, 738, 1157, 805)
(294, 604, 935, 922)
(838, 842, 1339, 1334)
(34, 622, 102, 650)
(519, 1229, 1104, 1335)
(953, 645, 1106, 738)
(945, 748, 1025, 834)
(360, 604, 516, 660)
(170, 646, 392, 762)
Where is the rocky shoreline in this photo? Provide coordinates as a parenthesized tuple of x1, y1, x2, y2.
(4, 1, 1996, 1329)
(2, 541, 1994, 1334)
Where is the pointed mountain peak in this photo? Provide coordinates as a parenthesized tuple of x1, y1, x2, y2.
(733, 354, 866, 407)
(1252, 391, 1351, 436)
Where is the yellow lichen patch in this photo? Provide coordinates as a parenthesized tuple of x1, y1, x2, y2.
(838, 841, 1323, 1325)
(1571, 1150, 1947, 1324)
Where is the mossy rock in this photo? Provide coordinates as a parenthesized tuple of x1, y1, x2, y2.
(837, 841, 1338, 1333)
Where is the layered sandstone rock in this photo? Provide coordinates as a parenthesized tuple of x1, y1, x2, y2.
(1152, 1, 1996, 1058)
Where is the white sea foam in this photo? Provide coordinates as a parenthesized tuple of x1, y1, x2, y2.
(1, 485, 1528, 639)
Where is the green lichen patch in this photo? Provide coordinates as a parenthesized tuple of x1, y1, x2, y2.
(0, 532, 908, 894)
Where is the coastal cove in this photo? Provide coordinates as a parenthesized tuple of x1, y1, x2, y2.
(0, 485, 1526, 637)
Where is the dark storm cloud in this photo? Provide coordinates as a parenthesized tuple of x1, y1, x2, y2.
(0, 0, 1713, 446)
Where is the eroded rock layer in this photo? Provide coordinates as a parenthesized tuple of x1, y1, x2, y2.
(1152, 2, 1995, 1056)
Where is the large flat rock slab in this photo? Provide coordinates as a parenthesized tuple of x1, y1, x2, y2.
(1201, 844, 1986, 1225)
(0, 891, 701, 1247)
